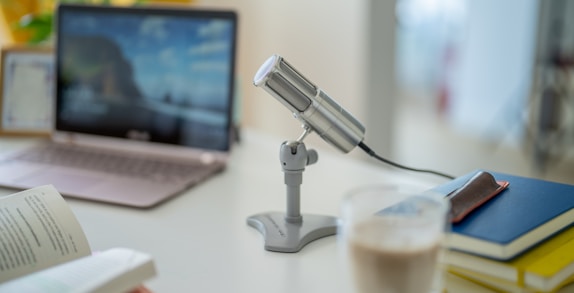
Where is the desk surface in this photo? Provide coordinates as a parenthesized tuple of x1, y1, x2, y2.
(0, 129, 567, 293)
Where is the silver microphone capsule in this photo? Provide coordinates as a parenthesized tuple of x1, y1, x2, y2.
(253, 54, 365, 153)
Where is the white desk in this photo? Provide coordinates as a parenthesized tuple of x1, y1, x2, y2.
(0, 129, 547, 293)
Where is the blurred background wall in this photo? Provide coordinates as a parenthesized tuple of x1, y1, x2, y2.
(195, 0, 388, 158)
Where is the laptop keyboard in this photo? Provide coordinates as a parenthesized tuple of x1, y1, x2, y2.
(12, 144, 207, 183)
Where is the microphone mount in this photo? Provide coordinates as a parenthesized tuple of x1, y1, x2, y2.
(246, 129, 338, 253)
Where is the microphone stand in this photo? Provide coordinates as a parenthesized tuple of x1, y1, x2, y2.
(247, 129, 338, 253)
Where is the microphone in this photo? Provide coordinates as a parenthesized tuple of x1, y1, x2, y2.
(253, 54, 365, 153)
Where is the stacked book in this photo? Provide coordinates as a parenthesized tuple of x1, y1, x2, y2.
(432, 170, 574, 292)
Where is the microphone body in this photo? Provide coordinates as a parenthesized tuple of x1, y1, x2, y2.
(253, 54, 365, 153)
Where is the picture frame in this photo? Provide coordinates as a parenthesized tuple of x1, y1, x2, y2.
(0, 45, 54, 136)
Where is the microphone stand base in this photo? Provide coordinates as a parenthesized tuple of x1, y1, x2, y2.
(247, 212, 338, 253)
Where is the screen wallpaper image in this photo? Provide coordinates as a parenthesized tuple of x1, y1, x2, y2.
(57, 10, 235, 151)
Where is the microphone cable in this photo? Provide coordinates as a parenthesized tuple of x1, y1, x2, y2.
(358, 141, 455, 180)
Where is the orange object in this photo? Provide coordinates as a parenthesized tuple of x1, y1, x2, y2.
(0, 0, 56, 44)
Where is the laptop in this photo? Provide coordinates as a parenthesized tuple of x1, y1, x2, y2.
(0, 4, 238, 208)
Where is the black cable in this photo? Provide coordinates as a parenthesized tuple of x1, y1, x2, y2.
(358, 141, 455, 180)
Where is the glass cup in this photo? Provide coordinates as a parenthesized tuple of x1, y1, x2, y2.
(339, 184, 450, 293)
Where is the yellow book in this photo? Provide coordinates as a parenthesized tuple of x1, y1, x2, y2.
(445, 226, 574, 292)
(526, 237, 574, 290)
(449, 266, 574, 293)
(444, 270, 502, 293)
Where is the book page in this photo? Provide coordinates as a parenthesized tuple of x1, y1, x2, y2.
(0, 248, 156, 293)
(0, 185, 91, 283)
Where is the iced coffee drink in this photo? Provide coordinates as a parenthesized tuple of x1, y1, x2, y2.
(340, 185, 449, 293)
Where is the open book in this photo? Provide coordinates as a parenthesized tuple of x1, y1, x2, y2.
(0, 185, 156, 292)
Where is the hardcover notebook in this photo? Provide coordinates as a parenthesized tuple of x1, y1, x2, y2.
(432, 170, 574, 260)
(0, 4, 238, 208)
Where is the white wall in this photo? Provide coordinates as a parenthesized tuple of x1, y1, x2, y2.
(196, 0, 397, 157)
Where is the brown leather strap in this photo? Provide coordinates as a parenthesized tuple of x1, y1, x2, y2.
(447, 171, 509, 223)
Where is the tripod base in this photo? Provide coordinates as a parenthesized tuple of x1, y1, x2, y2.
(247, 212, 338, 253)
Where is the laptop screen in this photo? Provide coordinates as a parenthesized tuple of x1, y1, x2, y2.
(55, 4, 237, 151)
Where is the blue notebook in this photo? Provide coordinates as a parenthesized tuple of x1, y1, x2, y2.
(432, 170, 574, 260)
